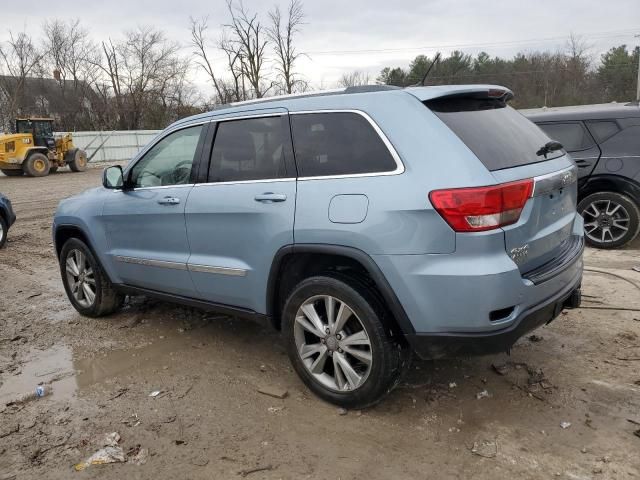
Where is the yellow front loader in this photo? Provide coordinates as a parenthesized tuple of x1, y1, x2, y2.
(0, 118, 87, 177)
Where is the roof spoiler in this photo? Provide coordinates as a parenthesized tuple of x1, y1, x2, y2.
(405, 85, 514, 103)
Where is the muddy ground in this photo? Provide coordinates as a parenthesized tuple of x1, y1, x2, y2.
(0, 166, 639, 480)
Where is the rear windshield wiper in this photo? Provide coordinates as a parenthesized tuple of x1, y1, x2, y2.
(536, 140, 563, 158)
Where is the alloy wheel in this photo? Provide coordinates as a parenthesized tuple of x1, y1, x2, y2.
(582, 199, 631, 244)
(294, 295, 373, 392)
(65, 249, 97, 308)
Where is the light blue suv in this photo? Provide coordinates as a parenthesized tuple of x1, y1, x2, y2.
(53, 85, 584, 407)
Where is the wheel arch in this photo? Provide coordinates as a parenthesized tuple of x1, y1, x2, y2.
(266, 244, 415, 337)
(579, 174, 640, 205)
(54, 224, 97, 259)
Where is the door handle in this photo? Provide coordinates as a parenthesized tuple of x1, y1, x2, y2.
(254, 193, 287, 203)
(157, 196, 180, 205)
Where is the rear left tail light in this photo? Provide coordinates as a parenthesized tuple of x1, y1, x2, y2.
(429, 179, 533, 232)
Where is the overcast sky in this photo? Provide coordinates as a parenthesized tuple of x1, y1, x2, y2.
(4, 0, 640, 93)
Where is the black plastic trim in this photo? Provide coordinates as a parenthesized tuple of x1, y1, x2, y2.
(266, 244, 416, 335)
(113, 284, 271, 326)
(407, 277, 582, 359)
(522, 235, 584, 285)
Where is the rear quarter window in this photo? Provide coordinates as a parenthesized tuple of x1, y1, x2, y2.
(290, 112, 398, 177)
(537, 122, 595, 152)
(585, 120, 620, 143)
(426, 97, 563, 171)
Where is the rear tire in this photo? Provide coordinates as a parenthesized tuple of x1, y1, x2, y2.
(1, 169, 23, 177)
(578, 191, 640, 249)
(59, 238, 124, 317)
(23, 152, 50, 177)
(0, 216, 7, 249)
(67, 148, 88, 172)
(282, 275, 407, 408)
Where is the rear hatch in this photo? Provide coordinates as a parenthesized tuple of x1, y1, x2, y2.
(418, 87, 579, 275)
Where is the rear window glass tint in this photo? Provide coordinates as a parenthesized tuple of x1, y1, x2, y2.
(290, 112, 397, 177)
(426, 97, 563, 171)
(208, 116, 288, 182)
(586, 121, 620, 143)
(537, 122, 594, 152)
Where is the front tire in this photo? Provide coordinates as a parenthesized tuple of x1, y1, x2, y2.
(23, 152, 50, 177)
(578, 191, 640, 249)
(282, 275, 406, 408)
(67, 149, 88, 172)
(59, 238, 123, 317)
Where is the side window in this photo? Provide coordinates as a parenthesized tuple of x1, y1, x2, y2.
(130, 125, 203, 188)
(537, 122, 594, 152)
(586, 120, 620, 143)
(290, 112, 397, 177)
(208, 116, 288, 183)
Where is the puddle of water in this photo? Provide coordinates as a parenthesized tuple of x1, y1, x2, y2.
(0, 345, 77, 404)
(0, 334, 203, 405)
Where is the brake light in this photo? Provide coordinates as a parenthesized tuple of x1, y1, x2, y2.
(429, 179, 533, 232)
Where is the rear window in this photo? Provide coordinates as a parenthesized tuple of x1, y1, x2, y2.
(290, 112, 397, 177)
(426, 97, 563, 171)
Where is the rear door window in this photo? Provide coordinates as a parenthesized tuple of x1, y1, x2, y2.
(426, 97, 564, 171)
(537, 122, 595, 152)
(208, 116, 289, 182)
(290, 112, 398, 177)
(585, 120, 620, 143)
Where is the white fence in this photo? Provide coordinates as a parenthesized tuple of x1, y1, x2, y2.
(57, 130, 161, 162)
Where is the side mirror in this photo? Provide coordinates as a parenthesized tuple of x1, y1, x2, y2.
(103, 165, 124, 189)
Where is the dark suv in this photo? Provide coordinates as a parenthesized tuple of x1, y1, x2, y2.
(523, 103, 640, 248)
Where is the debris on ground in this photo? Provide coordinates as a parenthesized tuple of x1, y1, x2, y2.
(74, 432, 149, 470)
(127, 445, 149, 465)
(449, 382, 457, 389)
(560, 422, 572, 429)
(476, 390, 490, 400)
(470, 439, 498, 458)
(74, 447, 126, 471)
(337, 408, 348, 416)
(491, 363, 509, 376)
(148, 390, 162, 398)
(267, 406, 284, 414)
(528, 334, 543, 342)
(257, 386, 288, 399)
(238, 464, 274, 477)
(109, 387, 129, 400)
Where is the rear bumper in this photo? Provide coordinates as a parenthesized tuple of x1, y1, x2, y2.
(406, 277, 582, 359)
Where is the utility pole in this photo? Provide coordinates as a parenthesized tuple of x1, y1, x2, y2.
(636, 35, 640, 103)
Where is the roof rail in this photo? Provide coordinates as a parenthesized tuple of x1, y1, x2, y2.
(343, 85, 402, 94)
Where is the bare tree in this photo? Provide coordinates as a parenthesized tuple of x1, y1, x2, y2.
(268, 0, 305, 94)
(225, 0, 271, 98)
(189, 16, 225, 102)
(0, 30, 45, 129)
(219, 35, 247, 102)
(42, 19, 102, 129)
(338, 70, 370, 88)
(93, 27, 187, 129)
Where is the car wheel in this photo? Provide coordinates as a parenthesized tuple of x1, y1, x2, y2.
(23, 152, 51, 177)
(0, 216, 7, 248)
(578, 192, 640, 249)
(282, 275, 407, 408)
(60, 238, 124, 317)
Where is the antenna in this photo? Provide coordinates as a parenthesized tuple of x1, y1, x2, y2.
(420, 52, 441, 86)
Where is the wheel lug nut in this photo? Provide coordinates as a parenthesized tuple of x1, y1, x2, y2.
(325, 328, 330, 334)
(336, 334, 341, 340)
(320, 338, 325, 344)
(338, 348, 343, 354)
